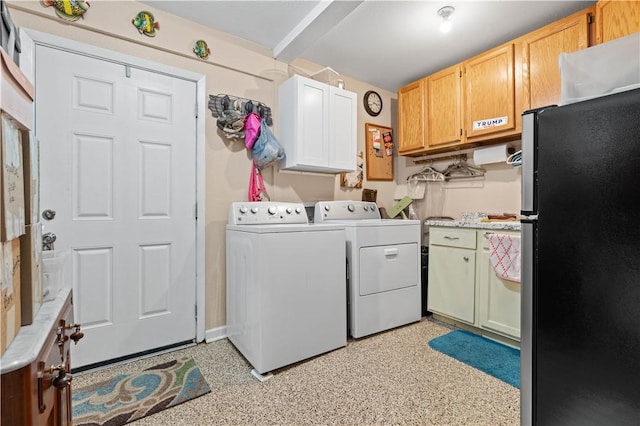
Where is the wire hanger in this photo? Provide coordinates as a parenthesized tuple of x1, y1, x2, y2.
(407, 164, 446, 182)
(442, 157, 485, 180)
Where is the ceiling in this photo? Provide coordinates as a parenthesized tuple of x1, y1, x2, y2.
(142, 0, 596, 92)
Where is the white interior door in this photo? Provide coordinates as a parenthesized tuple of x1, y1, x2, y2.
(35, 45, 197, 368)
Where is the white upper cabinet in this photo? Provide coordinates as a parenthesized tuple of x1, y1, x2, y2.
(278, 75, 357, 173)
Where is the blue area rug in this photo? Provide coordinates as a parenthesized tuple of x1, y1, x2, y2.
(428, 330, 520, 388)
(72, 357, 211, 425)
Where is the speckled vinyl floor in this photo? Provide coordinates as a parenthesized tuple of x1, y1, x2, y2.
(72, 318, 520, 425)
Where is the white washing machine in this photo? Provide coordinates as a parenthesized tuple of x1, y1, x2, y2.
(226, 201, 346, 376)
(314, 200, 421, 338)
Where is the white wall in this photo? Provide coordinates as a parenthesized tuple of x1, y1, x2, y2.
(8, 0, 520, 334)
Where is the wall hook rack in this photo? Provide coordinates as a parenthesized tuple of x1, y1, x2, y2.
(208, 94, 273, 126)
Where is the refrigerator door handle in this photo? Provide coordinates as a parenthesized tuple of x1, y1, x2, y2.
(521, 111, 536, 215)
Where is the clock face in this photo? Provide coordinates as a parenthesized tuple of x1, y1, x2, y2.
(364, 90, 382, 116)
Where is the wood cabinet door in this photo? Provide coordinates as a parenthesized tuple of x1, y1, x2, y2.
(397, 78, 427, 154)
(464, 43, 516, 140)
(428, 64, 463, 148)
(522, 9, 591, 109)
(596, 0, 640, 44)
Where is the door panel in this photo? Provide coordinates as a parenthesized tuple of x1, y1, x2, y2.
(35, 45, 197, 368)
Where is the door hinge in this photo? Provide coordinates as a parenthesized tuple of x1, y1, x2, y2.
(460, 128, 463, 136)
(194, 202, 197, 220)
(587, 14, 593, 24)
(125, 65, 131, 78)
(195, 304, 198, 321)
(195, 102, 198, 118)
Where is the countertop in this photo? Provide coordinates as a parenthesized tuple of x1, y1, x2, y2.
(1, 287, 71, 374)
(424, 219, 521, 231)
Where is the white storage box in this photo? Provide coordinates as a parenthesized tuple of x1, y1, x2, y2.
(559, 32, 640, 105)
(310, 66, 342, 87)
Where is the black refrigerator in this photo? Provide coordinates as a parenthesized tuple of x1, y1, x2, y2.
(520, 88, 640, 426)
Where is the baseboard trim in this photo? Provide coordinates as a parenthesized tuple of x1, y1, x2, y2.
(205, 325, 228, 343)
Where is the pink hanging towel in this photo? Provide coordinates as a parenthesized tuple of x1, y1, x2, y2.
(488, 233, 521, 282)
(248, 161, 270, 202)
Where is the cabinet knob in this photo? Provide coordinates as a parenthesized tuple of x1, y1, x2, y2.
(53, 372, 72, 389)
(463, 256, 469, 262)
(66, 323, 84, 345)
(48, 364, 73, 389)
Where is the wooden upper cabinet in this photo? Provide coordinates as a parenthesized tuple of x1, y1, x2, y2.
(522, 8, 592, 110)
(464, 43, 517, 141)
(397, 78, 427, 154)
(427, 64, 463, 149)
(596, 0, 640, 44)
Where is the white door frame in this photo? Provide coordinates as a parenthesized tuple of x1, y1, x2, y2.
(19, 28, 206, 344)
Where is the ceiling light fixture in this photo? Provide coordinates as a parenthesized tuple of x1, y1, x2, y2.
(438, 6, 455, 34)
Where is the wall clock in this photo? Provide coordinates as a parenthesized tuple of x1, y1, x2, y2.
(364, 90, 382, 117)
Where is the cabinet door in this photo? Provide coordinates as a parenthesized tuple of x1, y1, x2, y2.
(299, 78, 330, 168)
(477, 231, 521, 340)
(397, 78, 427, 154)
(522, 9, 591, 109)
(427, 245, 476, 324)
(428, 64, 463, 148)
(596, 0, 640, 44)
(464, 43, 516, 140)
(329, 87, 357, 172)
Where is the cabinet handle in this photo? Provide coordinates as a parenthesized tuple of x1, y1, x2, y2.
(37, 362, 47, 413)
(444, 236, 459, 240)
(384, 248, 398, 257)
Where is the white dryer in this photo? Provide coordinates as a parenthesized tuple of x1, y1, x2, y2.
(314, 201, 421, 338)
(226, 202, 346, 376)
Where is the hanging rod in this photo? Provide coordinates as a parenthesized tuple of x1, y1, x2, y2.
(412, 151, 471, 165)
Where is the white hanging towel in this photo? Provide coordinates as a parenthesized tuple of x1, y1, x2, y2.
(488, 233, 521, 282)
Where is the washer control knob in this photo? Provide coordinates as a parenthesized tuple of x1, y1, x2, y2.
(363, 205, 369, 211)
(267, 206, 277, 215)
(295, 207, 302, 214)
(239, 206, 248, 214)
(347, 204, 355, 212)
(250, 207, 259, 214)
(324, 204, 330, 212)
(285, 207, 292, 214)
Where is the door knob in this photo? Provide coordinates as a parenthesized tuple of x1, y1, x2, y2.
(42, 209, 56, 220)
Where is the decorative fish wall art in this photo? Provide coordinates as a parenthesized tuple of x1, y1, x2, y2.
(193, 40, 211, 60)
(43, 0, 90, 22)
(132, 11, 160, 37)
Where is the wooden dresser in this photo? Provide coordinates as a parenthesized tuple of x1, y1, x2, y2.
(1, 289, 82, 426)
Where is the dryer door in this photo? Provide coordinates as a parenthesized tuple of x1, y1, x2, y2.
(359, 243, 419, 295)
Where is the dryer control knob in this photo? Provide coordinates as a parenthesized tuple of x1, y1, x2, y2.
(363, 205, 369, 211)
(267, 206, 277, 215)
(285, 207, 292, 214)
(295, 207, 302, 214)
(347, 204, 355, 212)
(324, 205, 330, 212)
(239, 206, 248, 214)
(250, 207, 259, 214)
